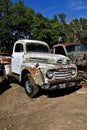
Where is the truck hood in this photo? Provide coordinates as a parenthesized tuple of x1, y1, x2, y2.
(68, 51, 87, 59)
(25, 52, 71, 65)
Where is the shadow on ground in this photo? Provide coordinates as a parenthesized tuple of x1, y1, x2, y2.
(0, 82, 12, 95)
(0, 80, 82, 99)
(0, 77, 22, 95)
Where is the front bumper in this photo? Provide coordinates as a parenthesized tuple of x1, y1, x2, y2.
(48, 76, 83, 85)
(42, 76, 84, 90)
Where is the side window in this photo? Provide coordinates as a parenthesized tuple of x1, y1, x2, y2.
(55, 46, 66, 56)
(15, 43, 23, 52)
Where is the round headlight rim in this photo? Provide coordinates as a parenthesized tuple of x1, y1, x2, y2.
(46, 70, 53, 79)
(71, 68, 76, 75)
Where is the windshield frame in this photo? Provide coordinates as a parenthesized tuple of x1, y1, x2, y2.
(66, 43, 86, 53)
(26, 42, 50, 53)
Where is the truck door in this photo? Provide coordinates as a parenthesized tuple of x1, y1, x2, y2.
(12, 43, 24, 74)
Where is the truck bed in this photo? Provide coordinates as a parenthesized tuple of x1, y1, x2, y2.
(0, 52, 11, 64)
(0, 52, 12, 82)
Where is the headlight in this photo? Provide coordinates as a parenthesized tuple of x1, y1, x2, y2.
(67, 59, 72, 64)
(71, 69, 76, 75)
(46, 71, 53, 79)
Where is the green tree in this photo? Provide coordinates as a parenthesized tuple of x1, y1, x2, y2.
(1, 0, 87, 52)
(58, 13, 66, 25)
(80, 18, 87, 30)
(9, 1, 35, 40)
(69, 18, 81, 42)
(32, 13, 56, 47)
(51, 14, 68, 44)
(0, 0, 12, 52)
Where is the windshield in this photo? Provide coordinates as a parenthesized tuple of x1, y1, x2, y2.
(66, 43, 86, 53)
(26, 43, 50, 53)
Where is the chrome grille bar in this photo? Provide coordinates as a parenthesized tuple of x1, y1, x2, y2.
(54, 68, 73, 79)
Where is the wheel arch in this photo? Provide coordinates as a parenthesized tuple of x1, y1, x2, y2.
(21, 67, 44, 86)
(21, 69, 31, 84)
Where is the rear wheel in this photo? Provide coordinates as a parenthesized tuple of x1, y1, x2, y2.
(24, 73, 39, 98)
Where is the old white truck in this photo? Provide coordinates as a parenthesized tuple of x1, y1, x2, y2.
(0, 39, 85, 98)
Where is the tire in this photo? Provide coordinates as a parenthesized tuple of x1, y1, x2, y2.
(24, 73, 39, 98)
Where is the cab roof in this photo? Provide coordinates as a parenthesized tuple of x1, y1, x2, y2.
(15, 39, 48, 46)
(53, 42, 81, 47)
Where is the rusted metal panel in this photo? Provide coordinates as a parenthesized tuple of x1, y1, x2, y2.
(0, 56, 11, 64)
(21, 65, 43, 86)
(0, 56, 11, 83)
(25, 66, 39, 74)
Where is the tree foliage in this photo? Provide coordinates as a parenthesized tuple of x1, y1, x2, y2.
(0, 0, 87, 52)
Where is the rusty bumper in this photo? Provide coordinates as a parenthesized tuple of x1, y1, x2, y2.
(42, 76, 84, 90)
(48, 76, 83, 86)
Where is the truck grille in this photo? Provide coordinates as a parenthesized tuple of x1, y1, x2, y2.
(54, 68, 73, 79)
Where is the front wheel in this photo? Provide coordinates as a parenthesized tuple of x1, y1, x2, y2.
(24, 73, 39, 98)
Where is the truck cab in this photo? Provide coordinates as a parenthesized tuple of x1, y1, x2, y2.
(12, 39, 50, 74)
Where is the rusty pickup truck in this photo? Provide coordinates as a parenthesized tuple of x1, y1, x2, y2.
(53, 42, 87, 71)
(0, 39, 85, 98)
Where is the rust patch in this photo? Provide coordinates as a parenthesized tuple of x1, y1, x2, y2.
(24, 65, 43, 85)
(0, 56, 11, 64)
(25, 66, 39, 74)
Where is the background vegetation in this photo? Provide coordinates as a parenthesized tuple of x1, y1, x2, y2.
(0, 0, 87, 52)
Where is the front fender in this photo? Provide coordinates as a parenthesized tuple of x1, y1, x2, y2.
(21, 64, 45, 86)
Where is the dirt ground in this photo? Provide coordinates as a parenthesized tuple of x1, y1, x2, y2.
(0, 83, 87, 130)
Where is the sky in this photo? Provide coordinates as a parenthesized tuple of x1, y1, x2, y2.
(12, 0, 87, 21)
